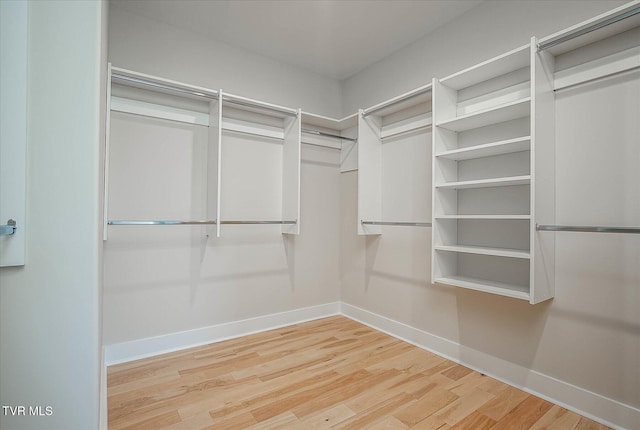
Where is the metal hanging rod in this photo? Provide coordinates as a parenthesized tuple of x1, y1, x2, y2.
(0, 219, 16, 236)
(537, 5, 640, 51)
(108, 220, 216, 225)
(108, 220, 296, 226)
(221, 220, 296, 225)
(222, 95, 298, 117)
(536, 224, 640, 234)
(361, 221, 432, 227)
(111, 73, 218, 99)
(301, 128, 357, 142)
(362, 86, 431, 118)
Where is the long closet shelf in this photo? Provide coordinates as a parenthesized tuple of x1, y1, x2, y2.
(435, 136, 531, 161)
(435, 175, 531, 190)
(435, 215, 530, 220)
(436, 98, 530, 132)
(434, 244, 530, 259)
(440, 44, 530, 90)
(435, 276, 530, 300)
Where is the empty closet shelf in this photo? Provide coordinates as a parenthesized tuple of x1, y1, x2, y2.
(361, 221, 432, 227)
(435, 175, 531, 190)
(435, 276, 530, 300)
(435, 215, 530, 220)
(436, 98, 530, 132)
(434, 244, 530, 259)
(435, 136, 531, 161)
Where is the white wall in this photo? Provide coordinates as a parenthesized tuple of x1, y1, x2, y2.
(109, 5, 342, 117)
(0, 1, 104, 429)
(339, 0, 640, 426)
(343, 0, 628, 113)
(103, 6, 343, 352)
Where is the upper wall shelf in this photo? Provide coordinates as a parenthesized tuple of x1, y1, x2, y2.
(440, 44, 530, 90)
(362, 84, 432, 118)
(537, 1, 640, 55)
(435, 136, 531, 160)
(436, 97, 530, 132)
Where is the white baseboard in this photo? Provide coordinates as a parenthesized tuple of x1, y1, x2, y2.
(339, 302, 639, 430)
(99, 347, 107, 430)
(104, 302, 340, 365)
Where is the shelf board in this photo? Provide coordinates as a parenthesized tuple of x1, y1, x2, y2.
(435, 276, 530, 300)
(435, 215, 530, 220)
(435, 175, 531, 190)
(301, 111, 358, 131)
(436, 98, 530, 132)
(436, 136, 531, 161)
(440, 44, 531, 90)
(434, 244, 530, 259)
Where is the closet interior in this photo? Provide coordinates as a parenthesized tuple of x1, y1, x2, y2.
(101, 2, 639, 428)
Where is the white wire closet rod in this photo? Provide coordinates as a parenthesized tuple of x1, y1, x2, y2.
(302, 128, 357, 142)
(362, 84, 432, 118)
(108, 220, 297, 225)
(111, 71, 219, 100)
(537, 4, 640, 51)
(536, 224, 640, 234)
(361, 221, 432, 227)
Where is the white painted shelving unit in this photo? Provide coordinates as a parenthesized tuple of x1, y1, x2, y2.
(105, 66, 302, 237)
(432, 38, 556, 303)
(358, 85, 433, 235)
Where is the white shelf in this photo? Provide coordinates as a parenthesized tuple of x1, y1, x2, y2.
(440, 44, 531, 90)
(436, 98, 530, 132)
(435, 214, 530, 220)
(435, 175, 531, 190)
(435, 244, 530, 259)
(435, 276, 530, 300)
(436, 136, 531, 161)
(301, 111, 358, 131)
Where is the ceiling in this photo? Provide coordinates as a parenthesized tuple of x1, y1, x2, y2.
(110, 0, 483, 80)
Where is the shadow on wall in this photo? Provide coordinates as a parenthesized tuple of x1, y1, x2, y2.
(455, 289, 552, 373)
(282, 233, 296, 291)
(364, 235, 381, 291)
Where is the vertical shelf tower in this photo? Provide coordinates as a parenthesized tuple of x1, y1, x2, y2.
(432, 37, 556, 304)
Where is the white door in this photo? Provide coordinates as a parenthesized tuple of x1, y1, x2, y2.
(0, 1, 27, 267)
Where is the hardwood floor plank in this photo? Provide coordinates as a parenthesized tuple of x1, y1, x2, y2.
(408, 414, 450, 430)
(107, 316, 610, 430)
(365, 415, 409, 430)
(298, 404, 356, 428)
(435, 387, 495, 426)
(118, 410, 181, 430)
(476, 385, 529, 421)
(529, 405, 581, 430)
(393, 385, 459, 427)
(329, 392, 414, 429)
(488, 395, 554, 429)
(448, 410, 496, 430)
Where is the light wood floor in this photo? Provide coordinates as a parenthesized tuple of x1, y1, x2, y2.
(108, 316, 609, 430)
